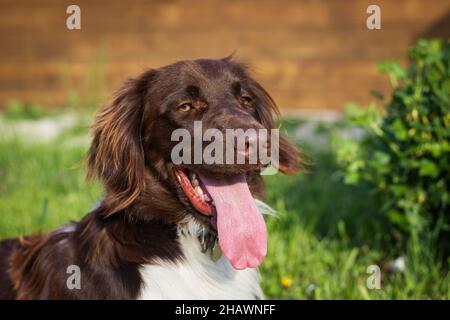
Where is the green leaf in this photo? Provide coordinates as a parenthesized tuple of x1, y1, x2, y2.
(418, 159, 439, 178)
(378, 60, 406, 79)
(390, 119, 408, 141)
(388, 210, 408, 228)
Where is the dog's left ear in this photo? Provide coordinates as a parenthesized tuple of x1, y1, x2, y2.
(87, 70, 156, 215)
(247, 78, 301, 175)
(277, 135, 300, 174)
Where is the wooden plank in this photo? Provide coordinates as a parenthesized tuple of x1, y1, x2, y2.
(0, 0, 446, 28)
(0, 26, 421, 63)
(0, 59, 394, 110)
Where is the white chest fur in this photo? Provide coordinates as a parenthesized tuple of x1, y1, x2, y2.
(138, 219, 264, 300)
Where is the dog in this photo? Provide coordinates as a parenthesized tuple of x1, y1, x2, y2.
(0, 57, 299, 299)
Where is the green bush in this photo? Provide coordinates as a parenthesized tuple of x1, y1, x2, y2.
(335, 39, 450, 256)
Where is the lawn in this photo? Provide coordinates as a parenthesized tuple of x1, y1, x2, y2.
(0, 111, 448, 299)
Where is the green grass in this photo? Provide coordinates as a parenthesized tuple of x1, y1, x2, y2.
(3, 100, 51, 120)
(0, 113, 448, 299)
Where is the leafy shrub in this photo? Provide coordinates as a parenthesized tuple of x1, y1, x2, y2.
(334, 39, 450, 255)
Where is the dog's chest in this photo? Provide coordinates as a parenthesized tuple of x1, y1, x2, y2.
(138, 231, 263, 300)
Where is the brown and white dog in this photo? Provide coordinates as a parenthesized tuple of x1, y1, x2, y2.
(0, 58, 299, 299)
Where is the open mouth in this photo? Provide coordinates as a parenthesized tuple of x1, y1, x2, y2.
(174, 169, 215, 217)
(174, 168, 267, 270)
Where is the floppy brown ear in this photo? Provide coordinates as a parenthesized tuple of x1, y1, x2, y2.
(244, 74, 301, 175)
(277, 135, 300, 175)
(87, 70, 155, 215)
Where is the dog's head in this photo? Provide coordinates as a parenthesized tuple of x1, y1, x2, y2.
(87, 58, 299, 269)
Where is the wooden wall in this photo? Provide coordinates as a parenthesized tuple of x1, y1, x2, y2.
(0, 0, 449, 112)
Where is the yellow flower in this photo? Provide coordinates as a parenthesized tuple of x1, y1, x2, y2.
(280, 276, 293, 289)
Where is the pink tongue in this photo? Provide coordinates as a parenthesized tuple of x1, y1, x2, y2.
(198, 173, 267, 270)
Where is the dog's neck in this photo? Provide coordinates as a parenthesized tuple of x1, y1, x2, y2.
(75, 210, 183, 266)
(177, 216, 219, 256)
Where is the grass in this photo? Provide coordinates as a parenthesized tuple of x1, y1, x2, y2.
(0, 112, 448, 299)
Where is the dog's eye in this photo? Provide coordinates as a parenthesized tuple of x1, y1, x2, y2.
(178, 103, 193, 112)
(240, 96, 253, 108)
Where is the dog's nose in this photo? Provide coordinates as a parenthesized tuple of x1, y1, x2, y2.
(234, 130, 259, 162)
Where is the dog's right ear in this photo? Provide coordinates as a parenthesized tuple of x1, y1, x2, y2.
(87, 70, 156, 215)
